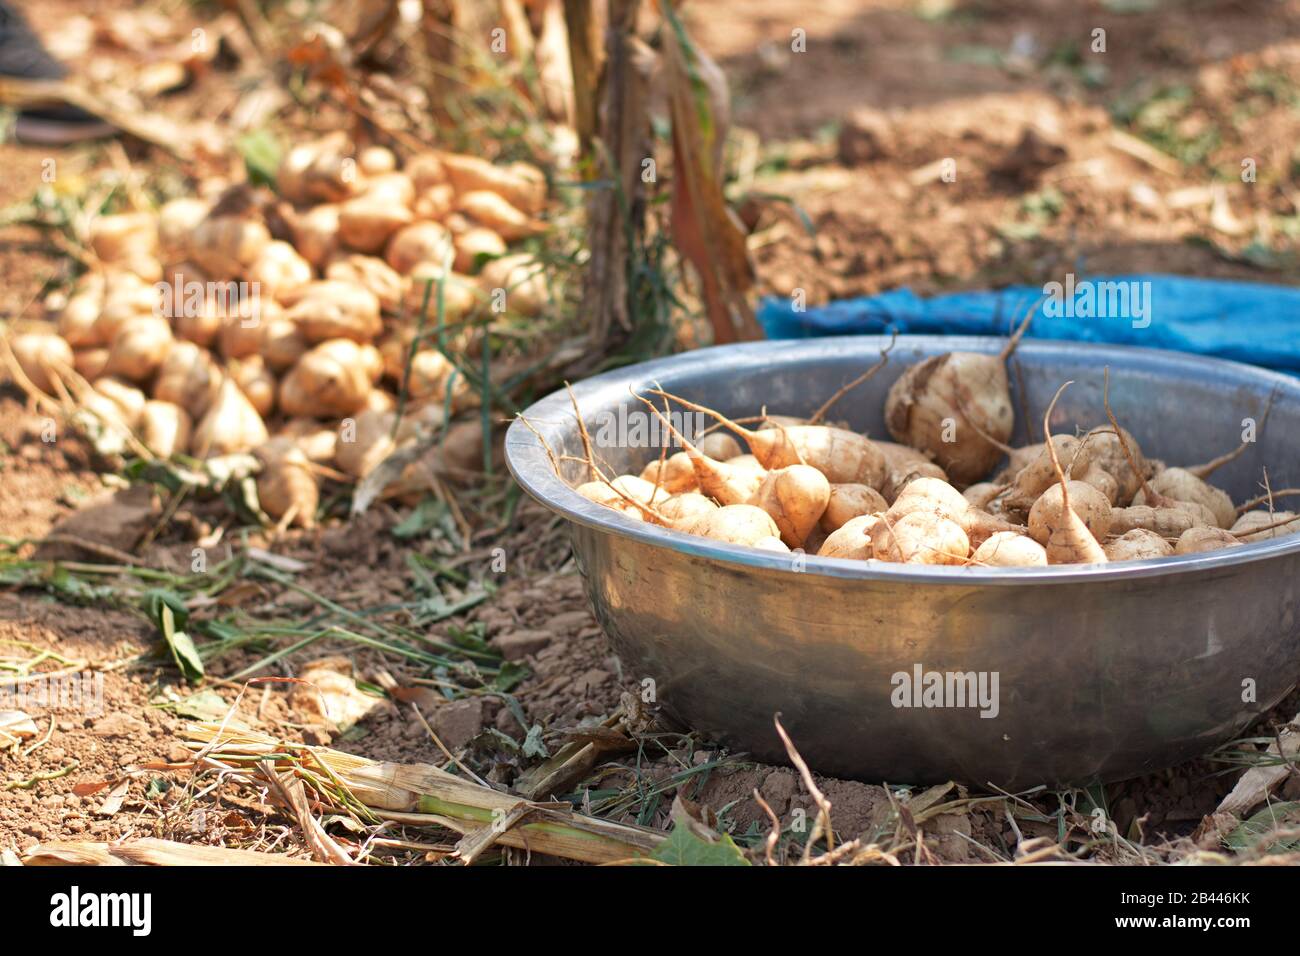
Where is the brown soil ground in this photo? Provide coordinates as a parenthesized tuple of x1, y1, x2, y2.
(695, 0, 1300, 304)
(3, 0, 1300, 865)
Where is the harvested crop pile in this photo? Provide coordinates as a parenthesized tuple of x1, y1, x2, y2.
(557, 353, 1293, 567)
(2, 135, 551, 528)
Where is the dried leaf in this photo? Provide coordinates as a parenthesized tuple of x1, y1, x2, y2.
(98, 780, 131, 817)
(1216, 717, 1300, 817)
(291, 657, 384, 731)
(0, 711, 39, 741)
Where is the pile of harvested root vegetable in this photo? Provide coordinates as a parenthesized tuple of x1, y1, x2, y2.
(3, 132, 549, 526)
(567, 343, 1296, 567)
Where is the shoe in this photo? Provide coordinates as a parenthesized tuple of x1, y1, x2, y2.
(0, 3, 114, 144)
(14, 105, 116, 145)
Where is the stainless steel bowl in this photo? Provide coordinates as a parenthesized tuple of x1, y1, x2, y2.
(505, 337, 1300, 788)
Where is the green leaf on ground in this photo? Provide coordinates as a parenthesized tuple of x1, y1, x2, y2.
(237, 129, 283, 189)
(1225, 801, 1300, 855)
(145, 590, 204, 683)
(650, 823, 751, 866)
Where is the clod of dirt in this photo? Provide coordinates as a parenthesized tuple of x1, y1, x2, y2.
(492, 629, 553, 661)
(837, 107, 895, 165)
(34, 485, 158, 561)
(992, 127, 1067, 187)
(91, 713, 150, 738)
(428, 698, 484, 750)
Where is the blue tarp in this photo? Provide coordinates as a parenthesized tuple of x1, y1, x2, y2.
(757, 275, 1300, 373)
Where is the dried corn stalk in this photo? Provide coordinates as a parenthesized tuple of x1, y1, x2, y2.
(563, 0, 604, 150)
(579, 0, 649, 342)
(660, 3, 760, 343)
(183, 722, 664, 865)
(23, 838, 326, 866)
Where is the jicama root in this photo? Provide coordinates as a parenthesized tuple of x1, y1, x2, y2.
(872, 512, 969, 565)
(820, 483, 888, 533)
(94, 377, 147, 425)
(1026, 384, 1108, 565)
(290, 203, 341, 268)
(889, 476, 1022, 548)
(455, 190, 544, 241)
(748, 464, 832, 547)
(227, 355, 276, 419)
(385, 221, 454, 274)
(1079, 424, 1151, 504)
(105, 317, 173, 382)
(138, 400, 191, 458)
(338, 196, 414, 254)
(335, 408, 397, 480)
(279, 340, 377, 418)
(639, 407, 764, 505)
(1132, 467, 1236, 529)
(1103, 528, 1174, 562)
(192, 376, 269, 457)
(576, 481, 647, 521)
(89, 211, 157, 264)
(478, 253, 547, 317)
(685, 504, 782, 547)
(326, 255, 404, 313)
(990, 443, 1044, 486)
(727, 455, 767, 483)
(817, 514, 877, 560)
(1030, 481, 1111, 551)
(279, 418, 338, 463)
(877, 440, 948, 502)
(9, 330, 73, 395)
(637, 393, 829, 546)
(73, 347, 109, 381)
(285, 281, 383, 344)
(657, 492, 717, 527)
(1097, 367, 1195, 526)
(256, 440, 320, 529)
(248, 240, 313, 303)
(1175, 526, 1241, 555)
(1000, 435, 1093, 512)
(698, 431, 742, 461)
(452, 226, 507, 273)
(647, 388, 887, 489)
(1109, 503, 1217, 538)
(1231, 510, 1300, 541)
(56, 279, 105, 348)
(570, 470, 668, 523)
(153, 341, 223, 419)
(258, 315, 311, 372)
(639, 451, 698, 494)
(189, 216, 271, 279)
(971, 531, 1047, 567)
(610, 475, 670, 509)
(556, 355, 1258, 568)
(962, 482, 1001, 510)
(1077, 463, 1120, 505)
(883, 322, 1026, 486)
(889, 475, 980, 521)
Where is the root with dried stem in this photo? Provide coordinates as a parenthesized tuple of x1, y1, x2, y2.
(807, 332, 896, 426)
